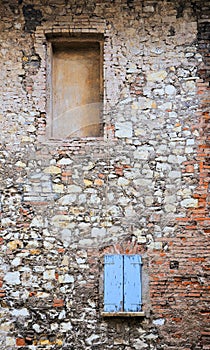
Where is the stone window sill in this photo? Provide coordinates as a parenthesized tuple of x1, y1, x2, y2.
(39, 135, 107, 146)
(101, 311, 145, 317)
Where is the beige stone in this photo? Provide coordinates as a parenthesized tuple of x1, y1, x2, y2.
(44, 166, 61, 174)
(147, 70, 167, 82)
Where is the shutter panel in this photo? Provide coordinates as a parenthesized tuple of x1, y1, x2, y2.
(104, 255, 123, 312)
(124, 255, 142, 312)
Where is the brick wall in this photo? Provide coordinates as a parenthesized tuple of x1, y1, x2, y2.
(0, 1, 209, 349)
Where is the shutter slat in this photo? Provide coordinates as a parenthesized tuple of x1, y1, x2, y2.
(124, 255, 142, 312)
(104, 255, 123, 312)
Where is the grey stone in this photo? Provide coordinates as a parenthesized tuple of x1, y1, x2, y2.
(11, 308, 30, 318)
(115, 122, 133, 138)
(181, 198, 198, 208)
(165, 84, 176, 95)
(4, 272, 20, 285)
(58, 194, 77, 205)
(153, 318, 165, 326)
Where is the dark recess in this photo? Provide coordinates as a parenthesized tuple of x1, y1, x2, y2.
(23, 5, 42, 33)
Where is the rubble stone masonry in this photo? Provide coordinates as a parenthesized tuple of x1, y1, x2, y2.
(0, 0, 209, 349)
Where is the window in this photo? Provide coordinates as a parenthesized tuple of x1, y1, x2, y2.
(49, 36, 103, 139)
(103, 254, 142, 314)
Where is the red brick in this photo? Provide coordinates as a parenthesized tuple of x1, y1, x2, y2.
(53, 299, 64, 307)
(16, 338, 26, 346)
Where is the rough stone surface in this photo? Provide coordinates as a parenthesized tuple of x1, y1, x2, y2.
(0, 0, 209, 349)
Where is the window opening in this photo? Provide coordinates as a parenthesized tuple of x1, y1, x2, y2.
(49, 37, 103, 139)
(104, 254, 142, 313)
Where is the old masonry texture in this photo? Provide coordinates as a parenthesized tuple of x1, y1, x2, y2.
(0, 0, 209, 349)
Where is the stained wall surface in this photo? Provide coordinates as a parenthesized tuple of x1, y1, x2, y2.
(0, 0, 209, 349)
(52, 41, 101, 138)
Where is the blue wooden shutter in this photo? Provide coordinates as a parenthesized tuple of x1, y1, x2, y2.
(123, 255, 142, 312)
(104, 255, 123, 312)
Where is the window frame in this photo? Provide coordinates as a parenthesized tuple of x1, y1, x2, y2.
(46, 33, 104, 140)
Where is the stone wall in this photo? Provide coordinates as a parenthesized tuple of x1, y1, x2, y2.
(0, 0, 209, 349)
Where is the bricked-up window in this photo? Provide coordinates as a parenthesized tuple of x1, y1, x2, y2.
(49, 36, 103, 139)
(104, 255, 142, 313)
